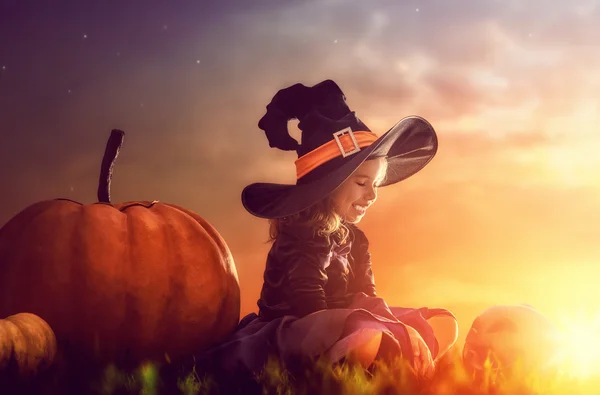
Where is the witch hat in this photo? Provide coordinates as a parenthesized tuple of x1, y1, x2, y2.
(242, 79, 438, 219)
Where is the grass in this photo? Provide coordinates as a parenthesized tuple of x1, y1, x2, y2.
(4, 347, 600, 394)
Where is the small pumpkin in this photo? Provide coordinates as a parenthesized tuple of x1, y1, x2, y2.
(0, 130, 241, 367)
(463, 304, 560, 377)
(0, 313, 57, 377)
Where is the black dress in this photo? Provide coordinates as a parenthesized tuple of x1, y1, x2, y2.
(195, 222, 456, 377)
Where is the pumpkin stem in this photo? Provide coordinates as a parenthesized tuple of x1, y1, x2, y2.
(98, 129, 125, 203)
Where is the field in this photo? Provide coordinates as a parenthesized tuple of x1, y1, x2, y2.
(3, 346, 599, 395)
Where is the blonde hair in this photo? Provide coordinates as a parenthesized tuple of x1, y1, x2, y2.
(268, 196, 349, 246)
(268, 157, 388, 245)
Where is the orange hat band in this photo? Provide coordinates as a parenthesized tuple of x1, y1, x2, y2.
(295, 128, 379, 179)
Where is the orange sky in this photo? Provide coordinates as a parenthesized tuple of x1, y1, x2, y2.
(1, 1, 599, 348)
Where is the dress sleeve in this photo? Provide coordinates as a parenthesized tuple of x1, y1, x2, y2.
(349, 226, 377, 297)
(277, 225, 332, 317)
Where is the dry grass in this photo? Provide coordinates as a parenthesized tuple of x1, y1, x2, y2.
(81, 349, 600, 394)
(4, 347, 600, 394)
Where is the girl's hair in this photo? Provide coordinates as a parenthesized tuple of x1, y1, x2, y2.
(268, 157, 388, 245)
(268, 195, 349, 246)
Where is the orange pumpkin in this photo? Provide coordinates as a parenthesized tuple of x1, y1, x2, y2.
(0, 130, 240, 366)
(0, 313, 57, 377)
(463, 304, 560, 377)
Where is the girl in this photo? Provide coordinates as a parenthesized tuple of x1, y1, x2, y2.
(201, 79, 458, 379)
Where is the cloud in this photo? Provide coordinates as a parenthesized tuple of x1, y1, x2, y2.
(211, 0, 600, 140)
(2, 1, 600, 340)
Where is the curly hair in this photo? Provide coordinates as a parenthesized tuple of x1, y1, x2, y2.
(268, 157, 388, 246)
(268, 195, 349, 246)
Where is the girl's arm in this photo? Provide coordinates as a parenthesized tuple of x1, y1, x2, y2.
(278, 227, 330, 317)
(287, 252, 328, 317)
(349, 226, 377, 297)
(355, 249, 377, 297)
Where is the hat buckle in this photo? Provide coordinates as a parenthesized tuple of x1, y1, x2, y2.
(333, 127, 361, 158)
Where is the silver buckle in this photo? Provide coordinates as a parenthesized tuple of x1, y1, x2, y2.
(333, 127, 361, 158)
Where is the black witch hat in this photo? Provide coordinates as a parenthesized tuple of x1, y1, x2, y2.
(241, 79, 438, 219)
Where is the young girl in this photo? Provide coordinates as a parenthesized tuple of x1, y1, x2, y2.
(200, 79, 458, 379)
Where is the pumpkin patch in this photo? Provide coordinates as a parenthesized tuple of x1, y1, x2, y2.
(0, 130, 241, 368)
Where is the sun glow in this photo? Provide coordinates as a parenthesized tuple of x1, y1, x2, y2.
(551, 312, 600, 379)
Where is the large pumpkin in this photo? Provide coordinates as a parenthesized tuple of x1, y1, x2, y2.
(0, 130, 240, 367)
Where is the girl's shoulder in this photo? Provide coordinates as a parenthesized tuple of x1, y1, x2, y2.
(346, 223, 369, 243)
(278, 222, 319, 241)
(276, 223, 332, 252)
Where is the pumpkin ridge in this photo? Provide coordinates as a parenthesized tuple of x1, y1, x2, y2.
(1, 201, 82, 320)
(0, 320, 20, 375)
(208, 280, 239, 347)
(156, 203, 237, 353)
(68, 204, 98, 359)
(6, 313, 57, 373)
(153, 205, 186, 357)
(133, 205, 173, 356)
(122, 205, 140, 362)
(115, 201, 160, 211)
(0, 200, 67, 242)
(164, 203, 238, 280)
(52, 198, 84, 205)
(51, 198, 162, 212)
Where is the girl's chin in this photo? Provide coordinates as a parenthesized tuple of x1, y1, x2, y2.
(344, 214, 364, 224)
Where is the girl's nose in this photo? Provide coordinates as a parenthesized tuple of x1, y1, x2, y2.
(365, 186, 377, 201)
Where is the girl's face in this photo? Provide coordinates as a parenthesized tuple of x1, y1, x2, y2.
(330, 158, 387, 224)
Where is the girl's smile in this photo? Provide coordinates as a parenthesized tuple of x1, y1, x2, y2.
(352, 204, 368, 215)
(330, 158, 387, 224)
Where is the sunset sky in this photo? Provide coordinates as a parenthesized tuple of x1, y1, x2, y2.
(1, 0, 599, 346)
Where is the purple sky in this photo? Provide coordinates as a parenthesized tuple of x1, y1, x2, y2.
(2, 0, 600, 342)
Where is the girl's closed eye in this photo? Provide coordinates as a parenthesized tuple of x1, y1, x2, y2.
(356, 181, 381, 188)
